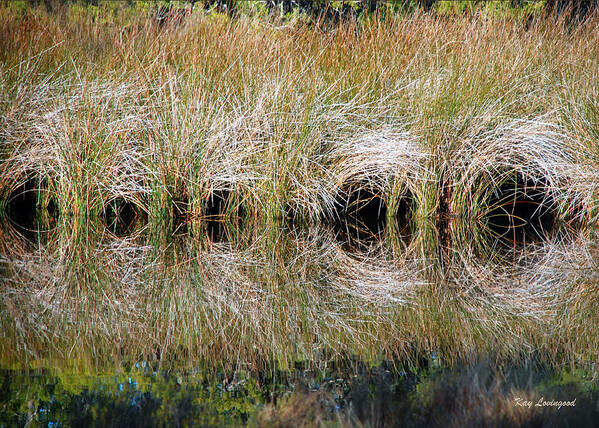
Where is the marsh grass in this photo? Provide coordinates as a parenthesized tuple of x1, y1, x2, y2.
(1, 5, 598, 232)
(1, 2, 599, 409)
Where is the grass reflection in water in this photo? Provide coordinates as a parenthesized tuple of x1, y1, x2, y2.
(0, 216, 598, 425)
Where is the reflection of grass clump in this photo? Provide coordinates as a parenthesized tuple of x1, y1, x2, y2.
(0, 218, 597, 373)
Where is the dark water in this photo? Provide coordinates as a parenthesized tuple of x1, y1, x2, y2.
(2, 360, 598, 427)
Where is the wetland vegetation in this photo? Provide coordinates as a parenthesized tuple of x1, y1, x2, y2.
(1, 0, 599, 426)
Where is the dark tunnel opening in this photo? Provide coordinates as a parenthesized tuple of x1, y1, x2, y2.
(395, 193, 412, 238)
(331, 183, 388, 251)
(330, 183, 415, 251)
(6, 179, 38, 229)
(203, 189, 244, 243)
(483, 174, 556, 243)
(205, 189, 244, 219)
(205, 189, 231, 219)
(336, 184, 387, 235)
(103, 198, 141, 236)
(205, 220, 230, 243)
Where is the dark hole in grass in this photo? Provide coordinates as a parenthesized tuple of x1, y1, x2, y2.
(337, 184, 387, 230)
(103, 198, 140, 237)
(332, 183, 388, 250)
(332, 191, 414, 252)
(206, 220, 229, 243)
(484, 174, 556, 243)
(206, 189, 243, 219)
(283, 204, 302, 228)
(206, 190, 229, 218)
(201, 189, 244, 242)
(47, 198, 58, 219)
(395, 193, 412, 238)
(4, 178, 58, 243)
(6, 179, 37, 229)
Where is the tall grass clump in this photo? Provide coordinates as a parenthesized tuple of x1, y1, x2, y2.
(1, 1, 599, 382)
(329, 125, 428, 230)
(450, 120, 589, 248)
(1, 5, 599, 230)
